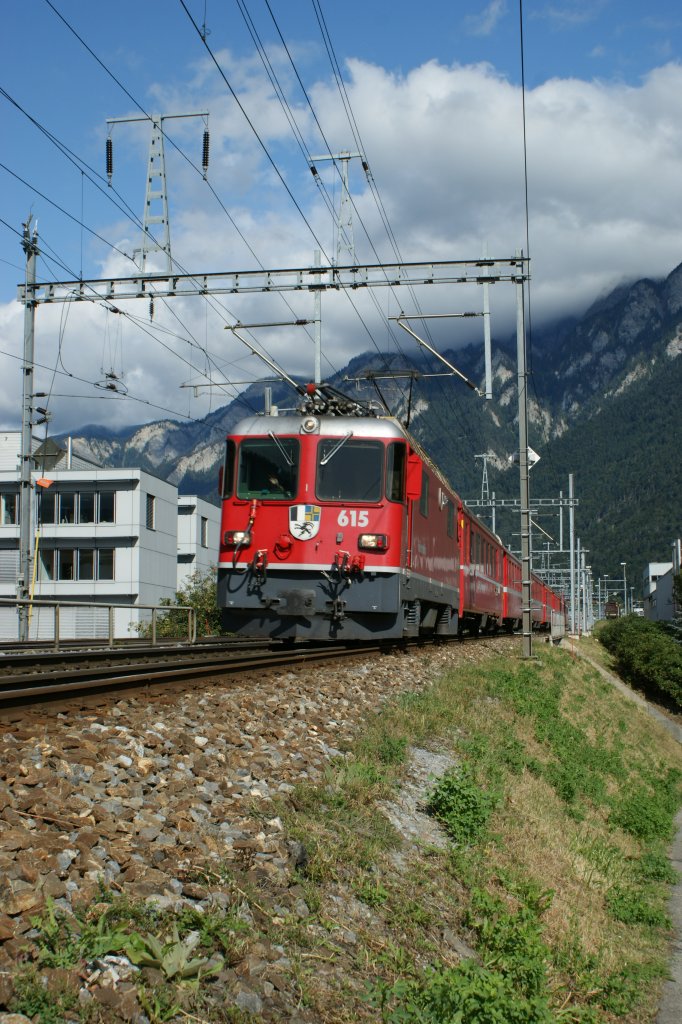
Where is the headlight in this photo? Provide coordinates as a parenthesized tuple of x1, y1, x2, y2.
(224, 530, 252, 546)
(358, 533, 388, 551)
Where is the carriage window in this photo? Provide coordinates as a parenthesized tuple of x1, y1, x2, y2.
(316, 440, 383, 502)
(237, 438, 299, 500)
(386, 442, 406, 502)
(419, 469, 429, 517)
(446, 501, 455, 539)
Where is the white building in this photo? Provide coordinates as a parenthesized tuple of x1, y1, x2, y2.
(0, 433, 220, 640)
(642, 541, 681, 622)
(177, 495, 221, 591)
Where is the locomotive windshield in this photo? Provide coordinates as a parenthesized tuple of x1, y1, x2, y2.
(236, 437, 299, 499)
(316, 439, 383, 502)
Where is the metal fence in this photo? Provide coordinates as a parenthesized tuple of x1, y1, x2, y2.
(0, 598, 196, 649)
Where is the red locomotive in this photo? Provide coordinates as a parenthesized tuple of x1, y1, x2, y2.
(217, 385, 565, 641)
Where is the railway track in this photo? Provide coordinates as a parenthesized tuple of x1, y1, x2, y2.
(0, 635, 406, 708)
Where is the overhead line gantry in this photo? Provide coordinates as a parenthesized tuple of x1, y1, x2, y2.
(17, 247, 535, 655)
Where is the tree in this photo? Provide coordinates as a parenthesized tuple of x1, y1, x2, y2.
(137, 568, 224, 639)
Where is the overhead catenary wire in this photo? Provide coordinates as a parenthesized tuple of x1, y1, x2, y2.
(306, 0, 480, 454)
(179, 0, 405, 389)
(37, 241, 261, 419)
(178, 0, 330, 260)
(28, 0, 486, 460)
(32, 3, 339, 383)
(33, 0, 405, 406)
(1, 85, 271, 413)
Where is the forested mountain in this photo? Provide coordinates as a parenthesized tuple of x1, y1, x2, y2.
(63, 262, 682, 589)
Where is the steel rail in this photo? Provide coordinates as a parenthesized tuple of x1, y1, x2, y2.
(0, 636, 270, 674)
(0, 639, 391, 707)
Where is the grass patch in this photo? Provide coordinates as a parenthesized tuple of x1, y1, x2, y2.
(425, 766, 498, 845)
(277, 642, 682, 1023)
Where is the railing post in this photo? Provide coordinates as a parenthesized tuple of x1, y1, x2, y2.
(151, 608, 157, 646)
(109, 606, 114, 646)
(53, 604, 60, 651)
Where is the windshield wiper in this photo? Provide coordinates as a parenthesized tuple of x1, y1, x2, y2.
(320, 430, 353, 466)
(268, 431, 294, 467)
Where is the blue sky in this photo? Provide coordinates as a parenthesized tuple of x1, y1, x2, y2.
(2, 1, 682, 432)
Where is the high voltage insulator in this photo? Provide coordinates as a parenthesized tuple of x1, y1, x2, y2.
(202, 130, 210, 179)
(106, 137, 113, 186)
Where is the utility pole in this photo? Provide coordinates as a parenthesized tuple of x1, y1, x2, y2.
(309, 151, 362, 265)
(106, 112, 209, 275)
(18, 217, 38, 642)
(475, 453, 490, 501)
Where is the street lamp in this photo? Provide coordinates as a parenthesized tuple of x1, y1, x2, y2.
(621, 562, 627, 615)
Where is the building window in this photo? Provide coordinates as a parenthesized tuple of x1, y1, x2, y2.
(40, 549, 54, 580)
(39, 490, 55, 524)
(58, 549, 75, 580)
(39, 490, 116, 525)
(99, 492, 115, 523)
(79, 549, 94, 580)
(59, 493, 75, 524)
(0, 493, 18, 525)
(98, 549, 114, 580)
(79, 492, 95, 524)
(200, 516, 208, 548)
(39, 547, 115, 581)
(146, 494, 155, 530)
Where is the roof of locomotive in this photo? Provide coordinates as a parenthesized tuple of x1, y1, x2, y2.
(228, 414, 408, 440)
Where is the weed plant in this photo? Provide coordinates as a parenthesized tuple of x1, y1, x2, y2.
(12, 888, 252, 1023)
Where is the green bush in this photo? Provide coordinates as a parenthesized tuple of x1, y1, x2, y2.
(599, 616, 682, 708)
(367, 959, 555, 1024)
(610, 769, 681, 842)
(605, 887, 671, 929)
(426, 767, 497, 846)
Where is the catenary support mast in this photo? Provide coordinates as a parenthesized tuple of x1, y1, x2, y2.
(18, 218, 38, 642)
(515, 253, 532, 657)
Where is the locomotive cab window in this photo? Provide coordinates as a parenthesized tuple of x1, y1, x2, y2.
(316, 439, 383, 502)
(386, 442, 406, 502)
(236, 437, 298, 500)
(222, 440, 236, 498)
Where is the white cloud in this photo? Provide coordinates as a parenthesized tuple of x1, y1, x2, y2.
(464, 1, 508, 38)
(3, 55, 682, 433)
